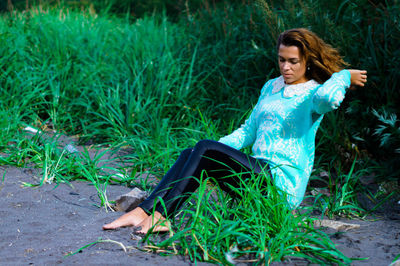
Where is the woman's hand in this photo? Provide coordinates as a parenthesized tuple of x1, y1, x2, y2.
(348, 69, 367, 89)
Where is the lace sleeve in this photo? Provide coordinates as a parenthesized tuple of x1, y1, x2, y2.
(312, 70, 351, 114)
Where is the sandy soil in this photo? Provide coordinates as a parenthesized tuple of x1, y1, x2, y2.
(0, 166, 208, 265)
(0, 165, 399, 265)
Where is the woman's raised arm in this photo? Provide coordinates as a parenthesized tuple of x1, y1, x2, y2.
(312, 69, 367, 114)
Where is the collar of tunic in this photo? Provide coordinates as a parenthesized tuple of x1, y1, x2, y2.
(271, 76, 319, 98)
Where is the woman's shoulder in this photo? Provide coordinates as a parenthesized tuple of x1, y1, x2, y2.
(260, 76, 283, 96)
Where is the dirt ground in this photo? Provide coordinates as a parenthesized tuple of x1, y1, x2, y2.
(0, 165, 399, 265)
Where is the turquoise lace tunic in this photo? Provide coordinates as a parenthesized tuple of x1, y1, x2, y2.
(218, 70, 351, 207)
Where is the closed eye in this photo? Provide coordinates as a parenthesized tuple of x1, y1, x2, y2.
(279, 57, 300, 64)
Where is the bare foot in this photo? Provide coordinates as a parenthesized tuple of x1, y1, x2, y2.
(103, 207, 149, 230)
(136, 211, 170, 234)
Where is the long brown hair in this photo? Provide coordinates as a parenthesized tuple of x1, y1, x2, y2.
(276, 28, 348, 83)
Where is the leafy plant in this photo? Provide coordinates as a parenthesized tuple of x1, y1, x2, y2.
(372, 109, 400, 154)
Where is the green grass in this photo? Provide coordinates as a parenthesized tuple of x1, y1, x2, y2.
(310, 158, 366, 219)
(144, 172, 352, 265)
(65, 237, 130, 257)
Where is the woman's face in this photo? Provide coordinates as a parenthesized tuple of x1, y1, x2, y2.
(278, 44, 308, 85)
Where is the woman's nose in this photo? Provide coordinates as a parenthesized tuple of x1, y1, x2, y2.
(282, 62, 290, 70)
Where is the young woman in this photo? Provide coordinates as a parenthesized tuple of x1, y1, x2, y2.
(103, 28, 367, 234)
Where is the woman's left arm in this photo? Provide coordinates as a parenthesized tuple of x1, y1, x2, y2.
(312, 69, 367, 114)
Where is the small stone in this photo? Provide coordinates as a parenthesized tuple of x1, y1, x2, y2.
(114, 188, 148, 212)
(130, 232, 143, 241)
(359, 174, 376, 185)
(314, 219, 360, 231)
(24, 126, 39, 134)
(310, 188, 331, 197)
(64, 143, 79, 154)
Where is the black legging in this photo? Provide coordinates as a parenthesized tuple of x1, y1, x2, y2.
(138, 139, 270, 217)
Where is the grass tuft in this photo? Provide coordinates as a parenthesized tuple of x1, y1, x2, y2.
(147, 171, 352, 265)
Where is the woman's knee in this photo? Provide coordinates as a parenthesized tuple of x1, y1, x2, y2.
(194, 139, 218, 153)
(179, 148, 193, 159)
